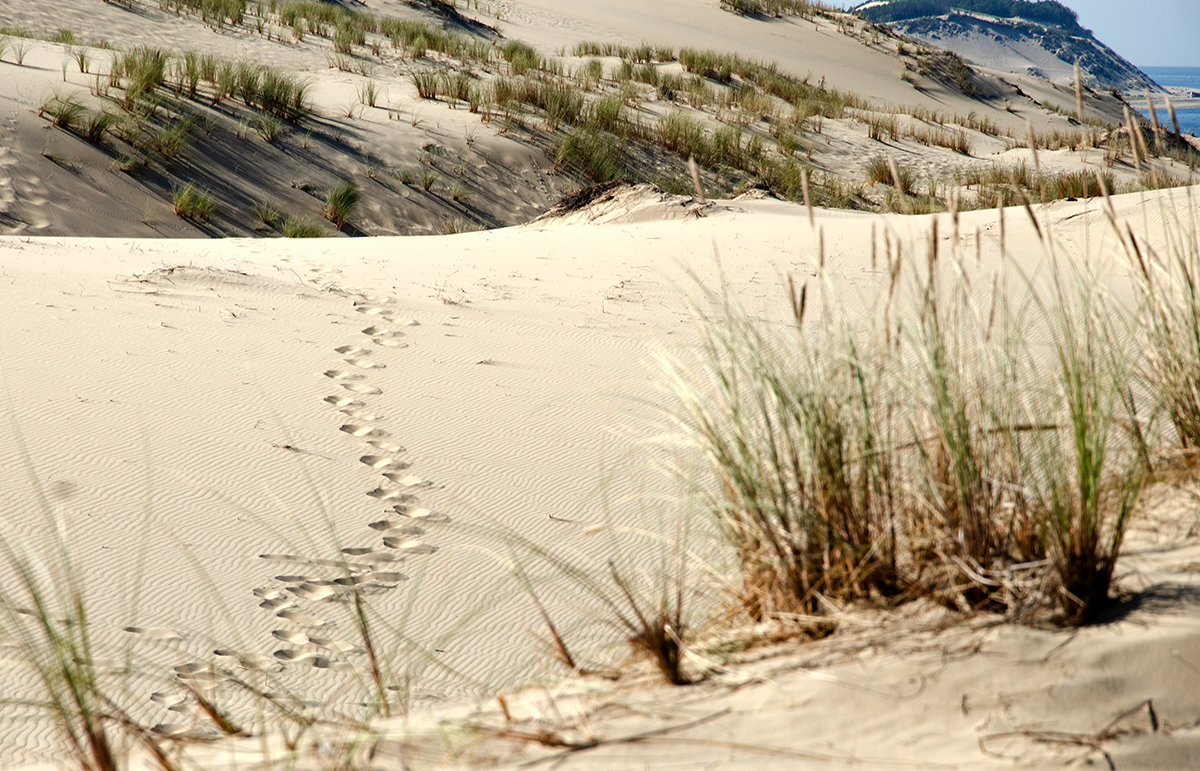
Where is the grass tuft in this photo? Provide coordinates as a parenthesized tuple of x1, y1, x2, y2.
(172, 182, 216, 221)
(323, 181, 360, 229)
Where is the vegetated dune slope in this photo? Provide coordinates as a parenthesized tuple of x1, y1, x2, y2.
(3, 0, 1188, 240)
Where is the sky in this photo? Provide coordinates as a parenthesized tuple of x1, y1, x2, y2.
(844, 1, 1200, 68)
(1064, 0, 1199, 67)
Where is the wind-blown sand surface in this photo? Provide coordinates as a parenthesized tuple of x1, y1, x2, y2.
(3, 0, 1200, 767)
(5, 184, 1200, 768)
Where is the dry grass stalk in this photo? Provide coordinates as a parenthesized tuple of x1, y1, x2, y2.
(887, 156, 909, 214)
(1145, 91, 1164, 157)
(1074, 62, 1084, 124)
(1123, 106, 1141, 171)
(1166, 97, 1181, 138)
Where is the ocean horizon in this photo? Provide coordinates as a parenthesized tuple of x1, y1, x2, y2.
(1139, 65, 1200, 136)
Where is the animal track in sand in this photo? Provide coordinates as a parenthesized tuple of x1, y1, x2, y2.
(123, 627, 185, 642)
(360, 325, 403, 337)
(340, 408, 377, 421)
(340, 423, 387, 438)
(402, 508, 449, 522)
(334, 344, 372, 355)
(345, 551, 405, 566)
(290, 583, 339, 602)
(372, 337, 408, 348)
(276, 609, 331, 627)
(342, 382, 382, 395)
(367, 484, 424, 500)
(382, 538, 438, 554)
(150, 692, 187, 707)
(213, 650, 276, 670)
(274, 648, 320, 663)
(355, 305, 394, 316)
(365, 521, 426, 537)
(364, 437, 403, 451)
(381, 472, 425, 486)
(272, 630, 309, 645)
(324, 369, 366, 381)
(324, 395, 366, 407)
(344, 357, 385, 369)
(360, 454, 408, 469)
(308, 637, 360, 654)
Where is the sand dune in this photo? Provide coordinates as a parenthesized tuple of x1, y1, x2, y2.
(4, 181, 1200, 767)
(3, 1, 1200, 768)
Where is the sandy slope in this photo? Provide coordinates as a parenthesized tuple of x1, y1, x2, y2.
(3, 183, 1200, 768)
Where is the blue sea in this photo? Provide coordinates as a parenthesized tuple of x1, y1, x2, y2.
(1138, 66, 1200, 137)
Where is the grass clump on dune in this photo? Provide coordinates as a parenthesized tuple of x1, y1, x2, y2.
(172, 182, 216, 221)
(323, 181, 361, 230)
(281, 215, 326, 237)
(665, 199, 1162, 625)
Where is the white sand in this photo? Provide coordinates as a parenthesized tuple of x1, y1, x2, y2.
(2, 1, 1200, 767)
(4, 183, 1200, 768)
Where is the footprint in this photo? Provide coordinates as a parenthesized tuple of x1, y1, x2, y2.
(364, 438, 403, 452)
(276, 610, 330, 627)
(260, 598, 296, 611)
(308, 637, 360, 654)
(274, 648, 320, 663)
(356, 295, 394, 304)
(253, 588, 287, 600)
(355, 305, 393, 316)
(360, 455, 406, 469)
(360, 325, 402, 337)
(349, 551, 404, 566)
(272, 630, 309, 645)
(331, 574, 374, 587)
(153, 723, 192, 737)
(324, 395, 366, 407)
(340, 408, 377, 421)
(367, 571, 408, 583)
(213, 649, 277, 670)
(345, 358, 385, 369)
(123, 627, 185, 642)
(366, 522, 425, 537)
(405, 508, 450, 522)
(369, 518, 413, 532)
(150, 692, 187, 707)
(334, 344, 372, 355)
(367, 485, 417, 501)
(260, 554, 311, 563)
(290, 583, 338, 602)
(274, 574, 310, 583)
(343, 383, 383, 395)
(340, 424, 387, 438)
(312, 657, 355, 673)
(341, 547, 376, 556)
(382, 538, 438, 554)
(381, 472, 425, 487)
(372, 337, 408, 348)
(324, 370, 366, 381)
